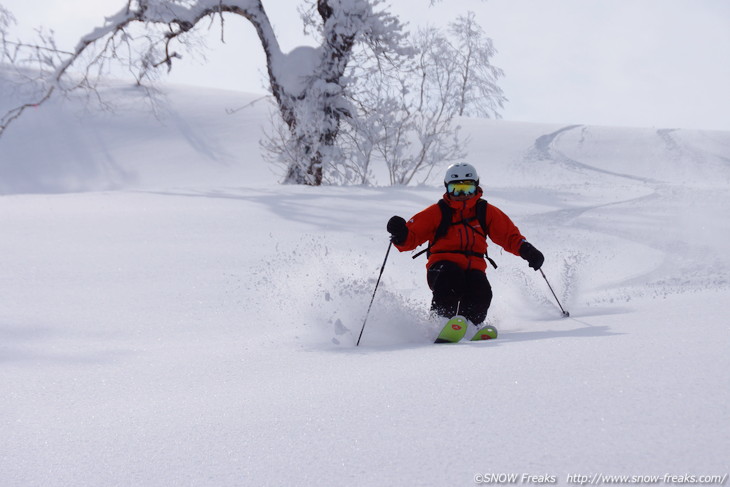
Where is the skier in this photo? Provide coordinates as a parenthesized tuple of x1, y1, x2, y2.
(386, 162, 545, 340)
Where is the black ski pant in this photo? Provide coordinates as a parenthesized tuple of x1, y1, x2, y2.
(426, 260, 493, 325)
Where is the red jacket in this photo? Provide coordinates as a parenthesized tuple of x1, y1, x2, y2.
(395, 190, 525, 272)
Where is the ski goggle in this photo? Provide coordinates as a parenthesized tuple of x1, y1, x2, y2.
(447, 181, 477, 196)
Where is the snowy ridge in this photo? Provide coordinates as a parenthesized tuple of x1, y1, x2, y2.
(1, 80, 729, 485)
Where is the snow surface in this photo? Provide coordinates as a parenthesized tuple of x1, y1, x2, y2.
(0, 78, 729, 486)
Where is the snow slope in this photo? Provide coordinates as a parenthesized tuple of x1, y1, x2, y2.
(1, 79, 729, 486)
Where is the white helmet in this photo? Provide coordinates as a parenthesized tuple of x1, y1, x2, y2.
(444, 162, 479, 186)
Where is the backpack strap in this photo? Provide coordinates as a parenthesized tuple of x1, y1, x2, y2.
(412, 199, 451, 259)
(476, 199, 488, 236)
(434, 199, 453, 241)
(476, 199, 498, 268)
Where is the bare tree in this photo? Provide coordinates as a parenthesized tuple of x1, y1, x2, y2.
(0, 0, 408, 186)
(337, 16, 504, 186)
(449, 11, 505, 118)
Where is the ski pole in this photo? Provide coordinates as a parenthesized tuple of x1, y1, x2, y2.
(356, 241, 392, 346)
(539, 268, 570, 317)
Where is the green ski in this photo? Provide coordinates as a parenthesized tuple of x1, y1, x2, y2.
(434, 316, 468, 343)
(470, 325, 498, 341)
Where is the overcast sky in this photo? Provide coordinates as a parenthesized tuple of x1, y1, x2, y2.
(3, 0, 729, 131)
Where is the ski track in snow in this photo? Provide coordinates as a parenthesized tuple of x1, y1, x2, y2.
(517, 124, 730, 306)
(528, 125, 659, 184)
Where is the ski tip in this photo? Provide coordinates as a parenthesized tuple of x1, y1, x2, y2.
(470, 325, 498, 341)
(434, 315, 469, 343)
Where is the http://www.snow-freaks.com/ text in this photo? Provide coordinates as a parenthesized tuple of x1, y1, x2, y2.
(473, 473, 728, 485)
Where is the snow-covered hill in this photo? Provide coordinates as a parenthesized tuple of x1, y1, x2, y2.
(1, 79, 728, 486)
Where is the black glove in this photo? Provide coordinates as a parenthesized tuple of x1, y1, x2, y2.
(519, 241, 544, 271)
(387, 216, 408, 245)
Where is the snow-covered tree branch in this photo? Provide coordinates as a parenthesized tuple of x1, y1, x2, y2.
(335, 12, 505, 185)
(0, 0, 409, 185)
(449, 11, 505, 118)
